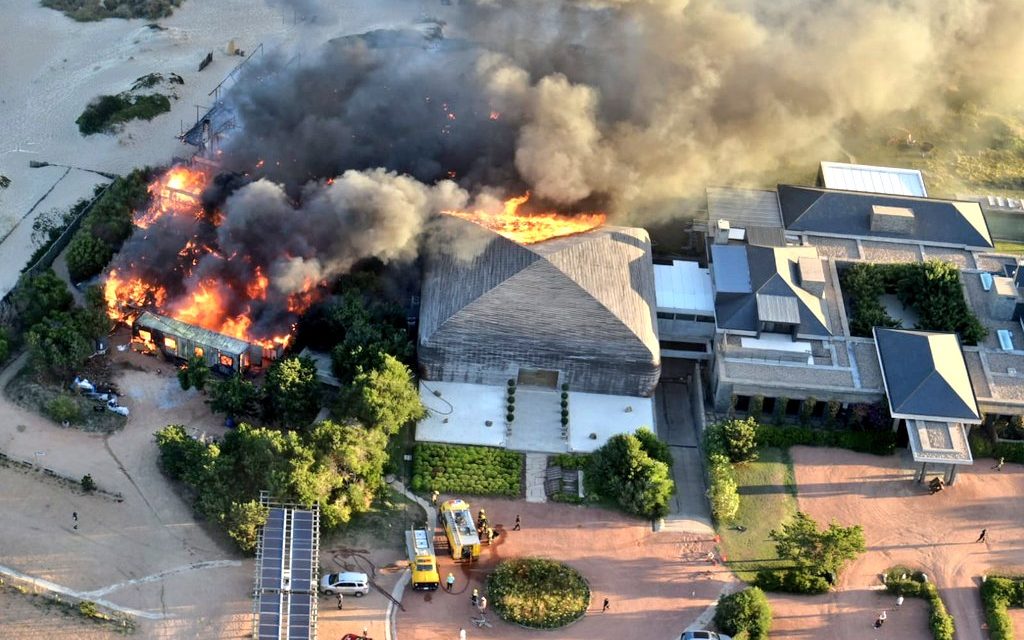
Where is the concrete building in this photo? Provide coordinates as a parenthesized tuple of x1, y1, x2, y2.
(694, 161, 1024, 479)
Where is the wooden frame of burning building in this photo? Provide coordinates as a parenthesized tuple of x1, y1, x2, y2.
(133, 311, 257, 374)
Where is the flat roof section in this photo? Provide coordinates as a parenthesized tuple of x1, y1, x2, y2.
(707, 187, 783, 230)
(654, 261, 715, 315)
(819, 161, 927, 197)
(907, 420, 974, 465)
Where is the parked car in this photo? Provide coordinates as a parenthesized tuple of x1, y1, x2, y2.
(680, 632, 732, 640)
(320, 571, 370, 597)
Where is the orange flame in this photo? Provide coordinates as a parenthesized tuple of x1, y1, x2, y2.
(442, 193, 606, 244)
(135, 166, 210, 229)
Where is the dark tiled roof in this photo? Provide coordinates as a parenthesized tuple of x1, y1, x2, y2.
(712, 245, 831, 336)
(778, 185, 993, 248)
(873, 328, 981, 422)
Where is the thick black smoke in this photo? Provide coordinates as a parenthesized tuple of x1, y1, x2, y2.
(110, 0, 1024, 337)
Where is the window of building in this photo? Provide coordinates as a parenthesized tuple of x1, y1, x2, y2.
(734, 395, 750, 412)
(219, 354, 234, 368)
(785, 398, 802, 416)
(761, 397, 776, 416)
(138, 330, 152, 342)
(164, 337, 177, 350)
(811, 401, 826, 418)
(657, 311, 674, 320)
(194, 347, 204, 358)
(241, 353, 249, 369)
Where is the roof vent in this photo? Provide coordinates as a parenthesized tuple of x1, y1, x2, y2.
(870, 205, 916, 234)
(715, 219, 731, 245)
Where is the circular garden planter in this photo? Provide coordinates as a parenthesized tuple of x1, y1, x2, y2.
(488, 558, 590, 629)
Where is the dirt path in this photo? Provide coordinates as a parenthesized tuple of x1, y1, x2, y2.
(777, 446, 1024, 640)
(0, 349, 252, 638)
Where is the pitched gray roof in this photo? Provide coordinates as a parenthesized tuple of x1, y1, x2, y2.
(711, 244, 831, 336)
(778, 185, 993, 248)
(418, 221, 659, 395)
(707, 187, 783, 229)
(873, 328, 981, 422)
(136, 311, 250, 355)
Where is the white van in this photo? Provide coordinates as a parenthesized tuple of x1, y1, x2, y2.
(320, 571, 370, 596)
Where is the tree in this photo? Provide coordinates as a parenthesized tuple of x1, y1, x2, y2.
(769, 511, 866, 576)
(79, 285, 113, 340)
(224, 500, 269, 553)
(589, 433, 675, 519)
(15, 269, 73, 329)
(0, 328, 9, 364)
(342, 354, 425, 435)
(80, 474, 97, 492)
(178, 356, 210, 391)
(154, 425, 211, 479)
(265, 356, 320, 428)
(721, 417, 759, 463)
(66, 231, 113, 282)
(714, 587, 772, 640)
(209, 373, 262, 419)
(26, 311, 93, 377)
(47, 393, 82, 424)
(323, 291, 413, 384)
(633, 427, 673, 469)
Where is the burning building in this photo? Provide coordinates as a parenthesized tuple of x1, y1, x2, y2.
(133, 311, 255, 373)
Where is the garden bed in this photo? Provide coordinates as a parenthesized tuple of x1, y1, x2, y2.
(410, 443, 523, 497)
(488, 558, 590, 629)
(5, 365, 126, 433)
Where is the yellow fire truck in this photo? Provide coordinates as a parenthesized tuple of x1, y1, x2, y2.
(405, 528, 440, 591)
(440, 499, 481, 562)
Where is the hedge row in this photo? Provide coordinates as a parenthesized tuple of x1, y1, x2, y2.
(755, 423, 896, 456)
(884, 567, 955, 640)
(755, 569, 830, 594)
(981, 576, 1024, 640)
(970, 430, 1024, 465)
(411, 443, 523, 497)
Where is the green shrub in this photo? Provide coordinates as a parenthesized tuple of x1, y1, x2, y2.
(488, 558, 589, 629)
(707, 453, 740, 523)
(65, 169, 150, 282)
(46, 394, 82, 424)
(634, 427, 673, 470)
(755, 569, 830, 594)
(76, 92, 172, 135)
(970, 429, 1024, 464)
(710, 417, 759, 463)
(550, 453, 590, 470)
(587, 432, 674, 519)
(80, 474, 97, 492)
(799, 397, 816, 426)
(78, 600, 100, 618)
(42, 0, 183, 21)
(411, 444, 523, 496)
(714, 587, 772, 640)
(981, 576, 1024, 640)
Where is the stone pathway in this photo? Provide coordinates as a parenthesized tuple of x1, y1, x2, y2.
(524, 452, 548, 503)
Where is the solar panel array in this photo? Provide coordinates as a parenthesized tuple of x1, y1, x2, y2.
(253, 497, 319, 640)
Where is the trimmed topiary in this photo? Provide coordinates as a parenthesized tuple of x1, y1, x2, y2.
(489, 558, 589, 629)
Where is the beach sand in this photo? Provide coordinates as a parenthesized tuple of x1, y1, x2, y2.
(0, 0, 448, 296)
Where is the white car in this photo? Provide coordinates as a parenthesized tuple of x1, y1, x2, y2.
(680, 632, 732, 640)
(320, 571, 370, 597)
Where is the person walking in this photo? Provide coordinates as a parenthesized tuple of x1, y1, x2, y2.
(477, 595, 487, 613)
(446, 572, 456, 592)
(431, 490, 439, 506)
(977, 528, 988, 543)
(72, 511, 78, 522)
(471, 588, 479, 607)
(602, 597, 610, 612)
(513, 514, 521, 531)
(459, 628, 467, 640)
(896, 594, 904, 607)
(873, 610, 887, 628)
(992, 457, 1006, 471)
(336, 593, 344, 610)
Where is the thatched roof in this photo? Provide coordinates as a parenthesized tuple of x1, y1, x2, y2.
(419, 221, 659, 396)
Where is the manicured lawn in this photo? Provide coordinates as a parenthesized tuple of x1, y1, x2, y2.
(995, 240, 1024, 255)
(718, 447, 799, 582)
